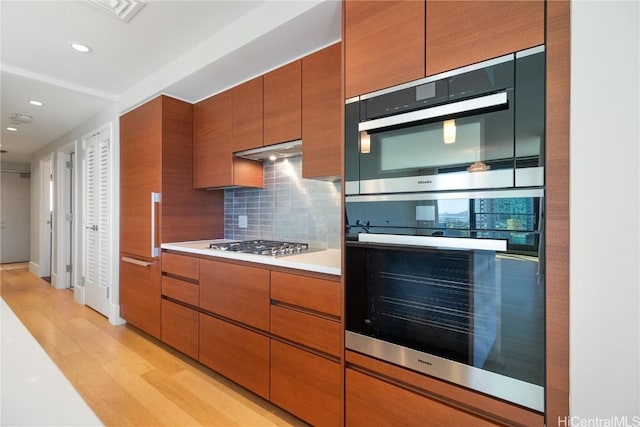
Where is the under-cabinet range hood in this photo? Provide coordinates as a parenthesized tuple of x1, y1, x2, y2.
(234, 140, 302, 161)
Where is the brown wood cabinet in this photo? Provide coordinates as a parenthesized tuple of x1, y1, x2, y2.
(161, 299, 199, 359)
(426, 1, 544, 75)
(199, 313, 270, 400)
(344, 0, 544, 97)
(346, 350, 544, 426)
(199, 259, 270, 331)
(302, 42, 342, 179)
(193, 91, 263, 189)
(119, 257, 161, 338)
(232, 76, 264, 152)
(271, 340, 341, 427)
(346, 368, 500, 427)
(263, 60, 302, 146)
(120, 95, 223, 338)
(344, 0, 425, 98)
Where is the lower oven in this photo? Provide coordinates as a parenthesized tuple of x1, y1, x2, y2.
(344, 189, 545, 411)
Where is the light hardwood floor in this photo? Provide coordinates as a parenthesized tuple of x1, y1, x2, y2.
(0, 268, 307, 426)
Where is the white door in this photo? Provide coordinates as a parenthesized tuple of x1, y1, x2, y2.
(0, 169, 31, 263)
(82, 129, 111, 317)
(40, 157, 54, 278)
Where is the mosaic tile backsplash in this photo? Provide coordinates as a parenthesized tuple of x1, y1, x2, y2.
(224, 156, 341, 249)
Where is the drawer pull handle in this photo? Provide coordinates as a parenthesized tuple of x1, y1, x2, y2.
(121, 256, 152, 267)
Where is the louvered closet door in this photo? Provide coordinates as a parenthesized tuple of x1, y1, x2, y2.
(83, 128, 111, 317)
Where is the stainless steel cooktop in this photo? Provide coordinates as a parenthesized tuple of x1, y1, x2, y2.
(208, 240, 310, 257)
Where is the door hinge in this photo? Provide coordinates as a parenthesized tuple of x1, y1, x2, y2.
(65, 264, 72, 273)
(106, 287, 110, 299)
(66, 160, 73, 170)
(81, 276, 85, 286)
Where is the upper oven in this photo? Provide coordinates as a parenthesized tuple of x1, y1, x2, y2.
(345, 46, 545, 195)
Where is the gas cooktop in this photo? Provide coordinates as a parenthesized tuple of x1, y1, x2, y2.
(208, 240, 310, 257)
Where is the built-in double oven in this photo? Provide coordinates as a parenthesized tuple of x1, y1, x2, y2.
(344, 46, 546, 412)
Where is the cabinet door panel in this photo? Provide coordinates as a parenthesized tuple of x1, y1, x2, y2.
(193, 91, 233, 189)
(199, 314, 270, 400)
(346, 368, 499, 426)
(426, 0, 544, 75)
(271, 305, 341, 357)
(271, 271, 341, 317)
(232, 76, 263, 152)
(302, 42, 342, 179)
(271, 340, 341, 427)
(199, 259, 270, 331)
(264, 60, 302, 145)
(120, 97, 162, 257)
(120, 256, 161, 339)
(161, 252, 198, 280)
(161, 275, 199, 306)
(345, 0, 425, 97)
(161, 299, 198, 359)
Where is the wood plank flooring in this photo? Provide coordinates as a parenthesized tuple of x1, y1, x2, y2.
(0, 268, 307, 426)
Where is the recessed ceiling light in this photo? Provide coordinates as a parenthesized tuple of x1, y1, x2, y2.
(6, 127, 18, 132)
(30, 100, 44, 107)
(70, 42, 92, 53)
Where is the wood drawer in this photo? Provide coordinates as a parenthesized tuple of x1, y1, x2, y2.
(162, 252, 199, 280)
(271, 304, 341, 357)
(346, 368, 500, 426)
(161, 275, 199, 306)
(200, 259, 270, 331)
(271, 271, 341, 317)
(199, 313, 270, 400)
(271, 340, 341, 427)
(161, 299, 198, 360)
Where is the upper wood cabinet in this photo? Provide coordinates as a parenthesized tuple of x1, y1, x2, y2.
(344, 0, 425, 98)
(344, 0, 544, 97)
(232, 76, 263, 152)
(193, 90, 263, 189)
(263, 60, 302, 146)
(302, 42, 342, 179)
(426, 0, 544, 75)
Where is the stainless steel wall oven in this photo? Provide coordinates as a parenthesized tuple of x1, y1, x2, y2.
(344, 47, 546, 412)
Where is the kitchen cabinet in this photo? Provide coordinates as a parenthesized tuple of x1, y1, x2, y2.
(263, 60, 302, 146)
(199, 259, 270, 331)
(160, 252, 199, 359)
(232, 76, 263, 152)
(193, 91, 263, 189)
(425, 1, 544, 75)
(302, 42, 342, 179)
(120, 95, 223, 338)
(161, 299, 198, 359)
(346, 350, 544, 426)
(270, 271, 342, 425)
(271, 340, 341, 427)
(344, 0, 425, 98)
(346, 368, 499, 427)
(344, 0, 544, 98)
(199, 313, 270, 400)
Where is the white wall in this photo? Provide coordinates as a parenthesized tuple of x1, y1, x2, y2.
(570, 0, 640, 420)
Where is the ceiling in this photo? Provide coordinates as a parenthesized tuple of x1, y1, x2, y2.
(0, 0, 341, 165)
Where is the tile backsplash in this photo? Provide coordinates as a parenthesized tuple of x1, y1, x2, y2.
(224, 156, 341, 249)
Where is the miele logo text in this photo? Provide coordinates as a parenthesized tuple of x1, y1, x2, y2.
(417, 358, 433, 366)
(417, 180, 432, 185)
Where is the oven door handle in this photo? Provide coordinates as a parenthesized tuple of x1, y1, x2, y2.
(358, 91, 508, 133)
(358, 233, 507, 252)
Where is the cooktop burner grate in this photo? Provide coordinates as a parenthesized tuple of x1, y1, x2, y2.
(208, 240, 310, 257)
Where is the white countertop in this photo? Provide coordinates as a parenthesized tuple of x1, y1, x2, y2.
(1, 299, 103, 426)
(161, 240, 341, 276)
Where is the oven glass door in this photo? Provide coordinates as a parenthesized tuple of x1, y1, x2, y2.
(356, 89, 518, 195)
(344, 190, 545, 410)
